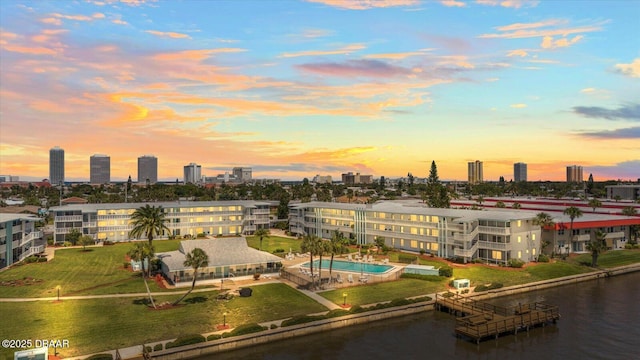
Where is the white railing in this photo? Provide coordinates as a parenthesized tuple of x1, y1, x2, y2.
(477, 240, 507, 250)
(605, 231, 625, 239)
(575, 234, 591, 242)
(452, 226, 479, 242)
(83, 222, 97, 228)
(454, 241, 479, 258)
(56, 215, 82, 222)
(478, 226, 511, 235)
(17, 245, 45, 262)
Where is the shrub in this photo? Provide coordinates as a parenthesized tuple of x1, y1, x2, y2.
(473, 258, 485, 264)
(63, 241, 72, 247)
(197, 233, 206, 238)
(207, 334, 223, 341)
(47, 237, 54, 246)
(400, 273, 443, 282)
(537, 254, 550, 263)
(474, 283, 504, 292)
(165, 334, 206, 349)
(389, 298, 411, 307)
(229, 323, 267, 336)
(439, 266, 453, 277)
(625, 243, 639, 249)
(270, 324, 278, 329)
(508, 259, 525, 268)
(85, 354, 113, 360)
(349, 305, 365, 313)
(123, 262, 130, 269)
(397, 253, 417, 264)
(281, 315, 324, 327)
(144, 346, 152, 353)
(273, 248, 285, 254)
(324, 309, 349, 318)
(103, 240, 114, 245)
(153, 344, 163, 351)
(419, 249, 426, 255)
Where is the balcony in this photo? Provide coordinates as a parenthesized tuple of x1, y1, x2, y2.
(56, 215, 82, 222)
(478, 226, 511, 235)
(477, 241, 507, 250)
(83, 222, 97, 228)
(575, 234, 591, 242)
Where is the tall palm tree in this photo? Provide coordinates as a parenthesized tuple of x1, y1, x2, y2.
(586, 230, 607, 267)
(563, 206, 583, 254)
(301, 234, 321, 288)
(127, 242, 156, 309)
(588, 199, 602, 213)
(254, 228, 271, 251)
(328, 230, 347, 282)
(129, 205, 170, 245)
(173, 248, 209, 305)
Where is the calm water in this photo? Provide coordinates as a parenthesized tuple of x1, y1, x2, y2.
(301, 259, 394, 274)
(201, 271, 640, 360)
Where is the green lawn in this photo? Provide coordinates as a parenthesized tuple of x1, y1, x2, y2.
(246, 235, 301, 254)
(0, 240, 182, 298)
(320, 278, 447, 306)
(0, 283, 326, 359)
(452, 261, 591, 287)
(568, 249, 640, 268)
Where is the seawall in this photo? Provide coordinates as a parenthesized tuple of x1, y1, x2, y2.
(147, 262, 640, 360)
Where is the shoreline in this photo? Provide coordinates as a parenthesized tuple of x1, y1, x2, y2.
(141, 262, 640, 360)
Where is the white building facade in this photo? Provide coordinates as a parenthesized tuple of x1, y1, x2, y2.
(51, 201, 271, 243)
(0, 214, 44, 269)
(289, 202, 541, 264)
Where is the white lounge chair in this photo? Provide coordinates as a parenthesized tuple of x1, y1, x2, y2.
(347, 254, 353, 262)
(336, 274, 343, 283)
(347, 274, 354, 283)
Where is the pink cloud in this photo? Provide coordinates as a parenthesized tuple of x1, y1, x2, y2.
(144, 30, 191, 39)
(306, 0, 420, 10)
(297, 59, 413, 78)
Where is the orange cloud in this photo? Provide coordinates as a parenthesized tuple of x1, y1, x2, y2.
(480, 22, 603, 39)
(440, 0, 466, 7)
(2, 44, 58, 55)
(364, 51, 429, 60)
(279, 43, 365, 58)
(476, 0, 539, 8)
(615, 58, 640, 78)
(144, 30, 191, 39)
(541, 35, 583, 49)
(507, 49, 528, 57)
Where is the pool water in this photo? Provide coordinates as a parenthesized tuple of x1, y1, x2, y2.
(301, 259, 394, 274)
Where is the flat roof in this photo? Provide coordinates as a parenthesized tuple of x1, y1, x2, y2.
(0, 213, 39, 222)
(50, 200, 272, 212)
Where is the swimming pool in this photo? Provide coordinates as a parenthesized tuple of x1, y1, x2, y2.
(301, 259, 394, 274)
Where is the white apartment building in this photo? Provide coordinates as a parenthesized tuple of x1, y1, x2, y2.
(51, 201, 271, 243)
(1, 214, 44, 269)
(289, 202, 541, 264)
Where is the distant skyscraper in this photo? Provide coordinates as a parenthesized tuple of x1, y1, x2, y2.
(183, 163, 202, 184)
(90, 154, 111, 184)
(138, 155, 158, 184)
(467, 160, 483, 184)
(49, 146, 65, 185)
(232, 167, 252, 182)
(514, 163, 527, 182)
(566, 165, 583, 183)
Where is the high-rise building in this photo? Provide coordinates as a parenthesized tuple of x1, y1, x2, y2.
(232, 167, 252, 182)
(138, 155, 158, 184)
(90, 154, 111, 184)
(183, 163, 202, 184)
(49, 146, 65, 185)
(566, 165, 583, 183)
(514, 163, 527, 182)
(467, 160, 483, 184)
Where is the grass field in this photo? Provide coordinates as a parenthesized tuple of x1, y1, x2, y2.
(568, 249, 640, 268)
(0, 283, 326, 359)
(0, 240, 183, 298)
(246, 235, 302, 254)
(320, 278, 447, 306)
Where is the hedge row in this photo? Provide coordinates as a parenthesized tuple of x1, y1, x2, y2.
(400, 273, 444, 282)
(165, 334, 206, 349)
(474, 283, 504, 292)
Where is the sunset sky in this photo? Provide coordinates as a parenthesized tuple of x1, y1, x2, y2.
(0, 0, 638, 182)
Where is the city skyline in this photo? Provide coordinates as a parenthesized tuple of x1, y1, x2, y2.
(1, 1, 639, 182)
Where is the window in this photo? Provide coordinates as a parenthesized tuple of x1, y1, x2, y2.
(492, 250, 502, 260)
(410, 240, 418, 248)
(518, 236, 521, 243)
(532, 233, 536, 241)
(517, 220, 522, 227)
(517, 251, 522, 259)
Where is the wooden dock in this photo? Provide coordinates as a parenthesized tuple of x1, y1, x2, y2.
(435, 293, 560, 344)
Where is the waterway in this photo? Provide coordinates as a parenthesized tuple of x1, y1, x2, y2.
(204, 271, 640, 360)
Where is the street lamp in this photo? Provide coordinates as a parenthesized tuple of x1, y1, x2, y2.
(343, 293, 347, 306)
(56, 285, 61, 301)
(223, 312, 227, 327)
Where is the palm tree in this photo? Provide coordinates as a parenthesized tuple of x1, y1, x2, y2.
(254, 228, 271, 251)
(173, 248, 209, 305)
(127, 242, 156, 309)
(534, 212, 555, 254)
(129, 205, 170, 245)
(586, 230, 607, 267)
(563, 206, 583, 255)
(622, 207, 639, 244)
(476, 196, 484, 207)
(328, 230, 347, 282)
(301, 234, 319, 286)
(588, 199, 602, 213)
(316, 239, 329, 287)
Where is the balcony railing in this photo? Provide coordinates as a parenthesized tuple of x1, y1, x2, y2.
(454, 240, 479, 258)
(477, 240, 507, 250)
(478, 226, 511, 235)
(55, 215, 83, 222)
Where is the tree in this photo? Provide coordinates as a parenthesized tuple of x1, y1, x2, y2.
(495, 201, 506, 208)
(346, 188, 354, 203)
(534, 212, 555, 253)
(301, 234, 321, 288)
(78, 235, 94, 251)
(585, 230, 607, 267)
(173, 248, 209, 305)
(586, 173, 594, 194)
(588, 199, 602, 213)
(328, 230, 347, 281)
(254, 228, 271, 251)
(622, 207, 639, 244)
(563, 206, 583, 254)
(512, 202, 522, 209)
(67, 228, 81, 245)
(374, 236, 386, 254)
(614, 195, 621, 202)
(476, 196, 484, 207)
(129, 205, 170, 245)
(127, 242, 156, 309)
(425, 161, 450, 208)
